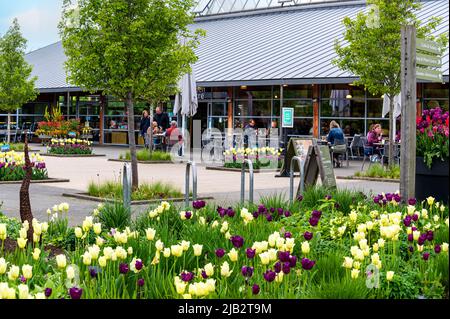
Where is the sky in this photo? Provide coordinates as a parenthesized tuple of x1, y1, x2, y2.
(0, 0, 64, 53)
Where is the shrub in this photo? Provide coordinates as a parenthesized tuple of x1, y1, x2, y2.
(97, 201, 131, 231)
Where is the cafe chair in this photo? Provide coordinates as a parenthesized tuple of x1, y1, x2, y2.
(330, 139, 349, 168)
(347, 134, 361, 159)
(360, 136, 380, 171)
(380, 143, 400, 166)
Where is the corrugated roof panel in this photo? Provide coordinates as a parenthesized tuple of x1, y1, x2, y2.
(25, 0, 449, 90)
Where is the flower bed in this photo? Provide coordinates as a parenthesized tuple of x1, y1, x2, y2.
(223, 147, 283, 170)
(354, 164, 400, 179)
(0, 187, 448, 299)
(0, 151, 48, 181)
(118, 149, 172, 162)
(48, 138, 93, 155)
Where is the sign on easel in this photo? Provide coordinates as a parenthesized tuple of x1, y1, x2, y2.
(278, 137, 315, 177)
(296, 145, 336, 197)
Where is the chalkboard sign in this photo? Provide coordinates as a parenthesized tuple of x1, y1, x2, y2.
(296, 145, 336, 196)
(278, 138, 315, 177)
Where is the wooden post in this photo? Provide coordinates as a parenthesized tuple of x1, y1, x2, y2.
(400, 26, 417, 201)
(312, 84, 320, 138)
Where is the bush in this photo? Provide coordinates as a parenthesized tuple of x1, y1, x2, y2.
(119, 149, 172, 161)
(355, 164, 400, 179)
(97, 201, 131, 231)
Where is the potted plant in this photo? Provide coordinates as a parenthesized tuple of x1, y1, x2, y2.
(415, 107, 449, 203)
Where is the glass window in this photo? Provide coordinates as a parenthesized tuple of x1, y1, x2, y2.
(321, 84, 365, 99)
(283, 85, 312, 99)
(292, 118, 314, 136)
(273, 100, 280, 117)
(212, 87, 230, 100)
(367, 99, 383, 118)
(234, 100, 271, 117)
(235, 86, 272, 99)
(283, 100, 313, 117)
(320, 99, 364, 118)
(234, 117, 271, 130)
(211, 102, 226, 116)
(320, 119, 364, 137)
(367, 119, 390, 137)
(423, 83, 449, 99)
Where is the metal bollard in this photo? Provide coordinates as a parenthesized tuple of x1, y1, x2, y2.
(289, 156, 305, 204)
(122, 163, 132, 209)
(240, 159, 254, 205)
(185, 161, 198, 208)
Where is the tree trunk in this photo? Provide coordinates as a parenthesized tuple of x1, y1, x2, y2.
(388, 98, 395, 168)
(20, 133, 34, 243)
(6, 113, 11, 144)
(125, 92, 139, 190)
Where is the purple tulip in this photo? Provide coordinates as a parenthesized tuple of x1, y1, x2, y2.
(137, 278, 145, 287)
(252, 284, 260, 295)
(266, 214, 273, 222)
(374, 196, 380, 204)
(119, 263, 129, 274)
(303, 231, 313, 241)
(270, 207, 275, 213)
(201, 270, 208, 279)
(412, 214, 419, 222)
(393, 194, 401, 203)
(301, 258, 315, 270)
(227, 208, 235, 218)
(423, 252, 430, 261)
(334, 203, 340, 210)
(412, 226, 418, 231)
(312, 210, 322, 219)
(277, 208, 284, 215)
(282, 262, 291, 274)
(386, 193, 393, 201)
(403, 216, 412, 227)
(230, 235, 244, 248)
(409, 246, 414, 253)
(252, 211, 259, 219)
(181, 271, 194, 282)
(284, 210, 292, 218)
(258, 205, 266, 214)
(382, 199, 387, 205)
(241, 266, 254, 278)
(20, 275, 26, 283)
(418, 234, 427, 246)
(278, 251, 290, 263)
(193, 200, 206, 209)
(408, 198, 417, 205)
(289, 255, 297, 268)
(435, 245, 441, 254)
(215, 248, 225, 258)
(274, 262, 282, 273)
(69, 287, 83, 299)
(246, 248, 256, 259)
(297, 195, 304, 202)
(309, 217, 319, 227)
(263, 270, 276, 282)
(325, 195, 332, 200)
(217, 207, 226, 218)
(284, 232, 292, 238)
(407, 234, 413, 242)
(89, 266, 98, 278)
(135, 259, 143, 271)
(184, 211, 192, 220)
(44, 288, 52, 297)
(426, 230, 434, 242)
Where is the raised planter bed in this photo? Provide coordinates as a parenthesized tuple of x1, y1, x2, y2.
(62, 192, 214, 205)
(108, 159, 179, 164)
(0, 178, 70, 185)
(206, 165, 280, 173)
(41, 153, 106, 157)
(336, 176, 399, 183)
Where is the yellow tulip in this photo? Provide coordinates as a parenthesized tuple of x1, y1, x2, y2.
(22, 265, 33, 279)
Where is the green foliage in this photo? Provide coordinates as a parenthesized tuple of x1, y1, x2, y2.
(45, 212, 73, 250)
(0, 166, 48, 181)
(304, 276, 370, 299)
(97, 201, 131, 231)
(0, 18, 38, 113)
(120, 149, 172, 161)
(224, 159, 283, 170)
(355, 164, 400, 179)
(1, 143, 25, 151)
(87, 180, 183, 200)
(0, 213, 21, 238)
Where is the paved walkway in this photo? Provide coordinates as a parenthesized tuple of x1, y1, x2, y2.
(0, 144, 399, 226)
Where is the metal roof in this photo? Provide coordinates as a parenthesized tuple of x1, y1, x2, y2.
(25, 0, 449, 91)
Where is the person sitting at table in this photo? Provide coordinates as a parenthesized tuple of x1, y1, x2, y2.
(165, 121, 183, 155)
(367, 123, 383, 156)
(327, 120, 346, 167)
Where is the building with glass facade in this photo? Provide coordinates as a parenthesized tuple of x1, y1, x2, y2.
(1, 0, 448, 145)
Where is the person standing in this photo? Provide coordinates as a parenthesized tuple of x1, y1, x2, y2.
(139, 109, 151, 148)
(154, 106, 170, 132)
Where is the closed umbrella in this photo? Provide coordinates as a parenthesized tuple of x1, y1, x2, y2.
(382, 94, 401, 137)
